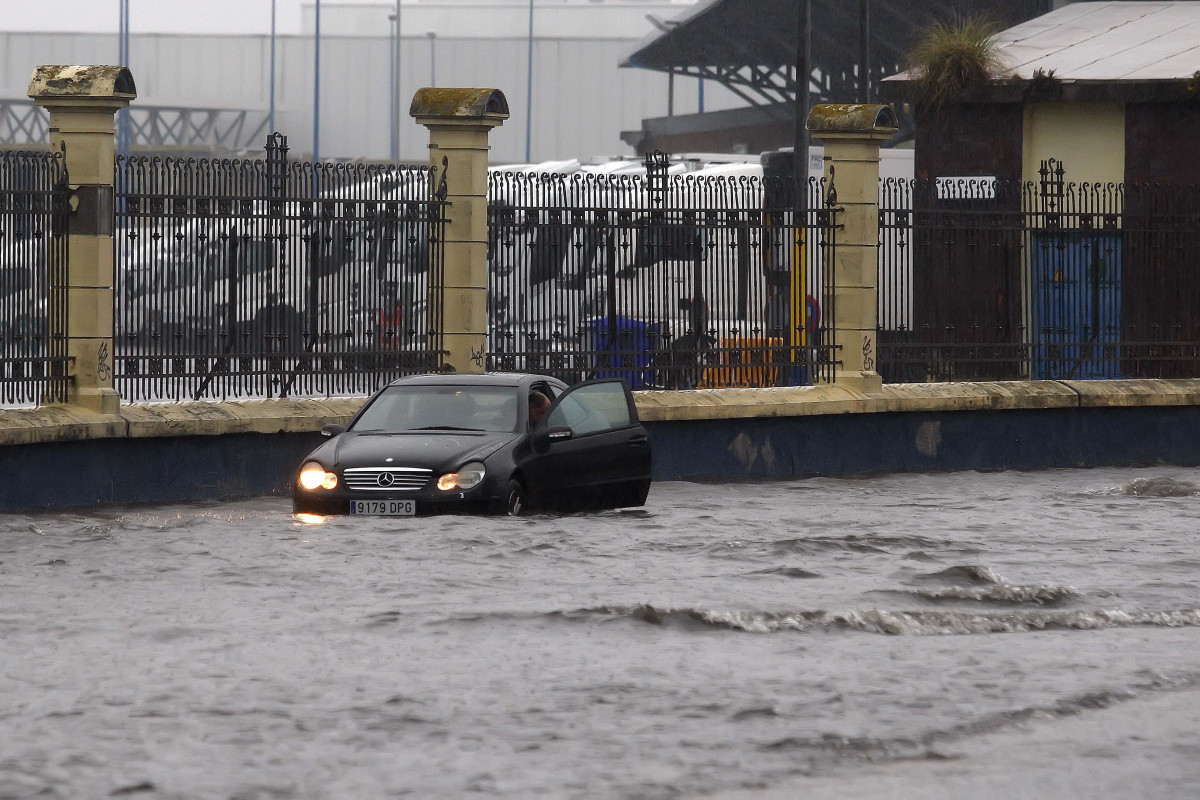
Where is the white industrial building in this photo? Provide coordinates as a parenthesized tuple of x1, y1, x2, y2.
(0, 0, 742, 163)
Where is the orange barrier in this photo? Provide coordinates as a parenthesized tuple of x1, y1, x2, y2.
(699, 337, 784, 388)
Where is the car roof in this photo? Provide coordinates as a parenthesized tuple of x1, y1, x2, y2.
(385, 372, 565, 390)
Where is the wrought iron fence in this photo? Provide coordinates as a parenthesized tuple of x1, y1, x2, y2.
(114, 133, 448, 401)
(21, 136, 1200, 410)
(0, 148, 69, 406)
(486, 154, 838, 389)
(878, 164, 1200, 382)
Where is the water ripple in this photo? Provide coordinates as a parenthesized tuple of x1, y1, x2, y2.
(551, 603, 1200, 636)
(1095, 476, 1200, 498)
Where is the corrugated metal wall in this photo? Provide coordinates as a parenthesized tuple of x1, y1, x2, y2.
(0, 31, 742, 162)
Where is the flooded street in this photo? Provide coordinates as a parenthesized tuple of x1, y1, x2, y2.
(3, 467, 1200, 798)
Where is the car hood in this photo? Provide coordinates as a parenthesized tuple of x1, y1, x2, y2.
(321, 430, 521, 471)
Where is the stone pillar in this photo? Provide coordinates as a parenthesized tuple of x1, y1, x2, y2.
(807, 103, 897, 395)
(409, 88, 509, 374)
(28, 65, 136, 413)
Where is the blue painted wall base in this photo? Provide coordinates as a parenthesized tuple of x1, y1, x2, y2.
(0, 433, 325, 513)
(647, 407, 1200, 481)
(2, 406, 1199, 513)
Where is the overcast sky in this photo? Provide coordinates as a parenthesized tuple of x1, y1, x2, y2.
(0, 1, 346, 36)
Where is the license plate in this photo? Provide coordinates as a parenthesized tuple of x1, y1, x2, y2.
(350, 499, 416, 516)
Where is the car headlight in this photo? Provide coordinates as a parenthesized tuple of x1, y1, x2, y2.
(299, 461, 338, 490)
(437, 461, 486, 491)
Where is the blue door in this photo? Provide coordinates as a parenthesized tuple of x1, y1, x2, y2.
(1030, 233, 1122, 379)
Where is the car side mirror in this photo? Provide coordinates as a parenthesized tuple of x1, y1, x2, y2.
(321, 423, 346, 437)
(531, 425, 573, 453)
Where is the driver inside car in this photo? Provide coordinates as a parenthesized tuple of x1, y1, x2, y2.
(528, 390, 551, 428)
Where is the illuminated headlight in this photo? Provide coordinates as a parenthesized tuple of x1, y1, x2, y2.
(298, 461, 338, 490)
(437, 461, 486, 491)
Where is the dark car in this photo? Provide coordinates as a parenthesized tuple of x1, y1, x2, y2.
(292, 373, 652, 516)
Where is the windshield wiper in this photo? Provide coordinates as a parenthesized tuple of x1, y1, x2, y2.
(410, 425, 486, 432)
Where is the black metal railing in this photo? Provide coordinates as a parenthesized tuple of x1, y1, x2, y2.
(878, 167, 1200, 382)
(0, 148, 69, 406)
(17, 137, 1200, 410)
(114, 133, 448, 401)
(486, 154, 838, 388)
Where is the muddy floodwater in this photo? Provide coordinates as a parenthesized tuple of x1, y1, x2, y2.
(4, 467, 1200, 799)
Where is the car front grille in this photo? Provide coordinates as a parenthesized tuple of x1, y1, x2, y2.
(343, 467, 432, 491)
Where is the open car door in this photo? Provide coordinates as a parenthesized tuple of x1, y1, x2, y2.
(525, 379, 651, 511)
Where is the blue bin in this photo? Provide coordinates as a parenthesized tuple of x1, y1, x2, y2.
(590, 316, 661, 389)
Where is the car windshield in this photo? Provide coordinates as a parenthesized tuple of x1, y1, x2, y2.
(352, 385, 520, 433)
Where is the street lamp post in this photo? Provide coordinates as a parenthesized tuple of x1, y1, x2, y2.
(269, 0, 277, 135)
(426, 31, 437, 87)
(792, 0, 811, 385)
(389, 14, 397, 161)
(392, 0, 402, 161)
(859, 0, 870, 103)
(793, 0, 810, 200)
(524, 0, 534, 162)
(313, 0, 321, 165)
(117, 0, 130, 158)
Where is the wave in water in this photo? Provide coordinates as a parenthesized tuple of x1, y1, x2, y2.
(909, 565, 1004, 585)
(746, 566, 823, 579)
(907, 584, 1079, 605)
(897, 565, 1079, 604)
(771, 534, 946, 556)
(1097, 476, 1200, 498)
(551, 604, 1200, 636)
(781, 677, 1199, 775)
(760, 670, 1200, 769)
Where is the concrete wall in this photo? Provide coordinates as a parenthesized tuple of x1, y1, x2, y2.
(3, 380, 1200, 512)
(1022, 102, 1125, 185)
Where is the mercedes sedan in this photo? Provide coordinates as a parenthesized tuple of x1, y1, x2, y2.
(292, 373, 652, 516)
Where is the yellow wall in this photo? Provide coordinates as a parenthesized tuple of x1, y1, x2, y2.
(1022, 103, 1125, 185)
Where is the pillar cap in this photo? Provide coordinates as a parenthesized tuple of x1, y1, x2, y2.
(409, 88, 509, 122)
(28, 65, 137, 102)
(806, 103, 897, 135)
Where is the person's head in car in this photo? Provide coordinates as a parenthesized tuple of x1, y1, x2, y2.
(528, 390, 550, 428)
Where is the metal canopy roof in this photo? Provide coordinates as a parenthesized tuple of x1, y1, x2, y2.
(991, 1, 1200, 80)
(621, 0, 1053, 107)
